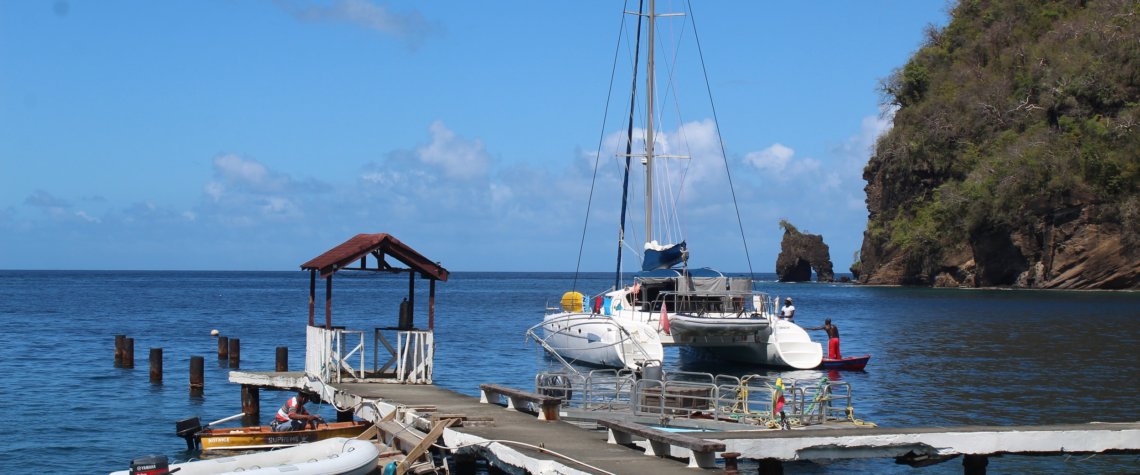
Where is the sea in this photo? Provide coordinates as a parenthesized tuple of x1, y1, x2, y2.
(1, 270, 1137, 474)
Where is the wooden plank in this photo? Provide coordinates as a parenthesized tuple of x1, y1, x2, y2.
(397, 418, 458, 475)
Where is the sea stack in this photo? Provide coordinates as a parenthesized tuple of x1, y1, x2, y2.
(775, 220, 834, 282)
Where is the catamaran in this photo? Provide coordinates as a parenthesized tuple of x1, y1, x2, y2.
(531, 1, 822, 371)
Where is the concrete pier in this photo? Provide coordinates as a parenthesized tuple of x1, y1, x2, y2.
(232, 371, 702, 474)
(230, 370, 1140, 474)
(711, 422, 1140, 462)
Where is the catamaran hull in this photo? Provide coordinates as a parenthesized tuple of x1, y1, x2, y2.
(540, 313, 663, 370)
(667, 315, 770, 340)
(673, 318, 821, 369)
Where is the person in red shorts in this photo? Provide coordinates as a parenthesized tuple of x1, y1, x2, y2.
(807, 318, 841, 359)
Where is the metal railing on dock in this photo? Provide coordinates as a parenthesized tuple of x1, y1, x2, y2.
(536, 368, 853, 428)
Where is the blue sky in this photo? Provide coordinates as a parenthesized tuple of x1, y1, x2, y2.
(0, 1, 950, 272)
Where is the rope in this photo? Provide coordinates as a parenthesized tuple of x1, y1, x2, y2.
(846, 406, 878, 427)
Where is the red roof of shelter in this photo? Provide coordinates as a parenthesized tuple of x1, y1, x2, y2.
(301, 233, 449, 281)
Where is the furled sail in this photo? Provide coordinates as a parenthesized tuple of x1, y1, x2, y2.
(642, 240, 687, 271)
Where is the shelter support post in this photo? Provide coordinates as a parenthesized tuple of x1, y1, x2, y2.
(407, 271, 415, 328)
(308, 270, 316, 327)
(276, 346, 288, 372)
(429, 279, 436, 330)
(325, 274, 332, 329)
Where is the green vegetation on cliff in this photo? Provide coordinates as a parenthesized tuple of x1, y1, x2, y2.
(862, 0, 1139, 284)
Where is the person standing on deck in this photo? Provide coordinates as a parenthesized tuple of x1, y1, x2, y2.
(271, 391, 323, 431)
(780, 298, 796, 321)
(807, 318, 841, 359)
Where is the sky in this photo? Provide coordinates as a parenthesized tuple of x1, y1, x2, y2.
(0, 1, 952, 273)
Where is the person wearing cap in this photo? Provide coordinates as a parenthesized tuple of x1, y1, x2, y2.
(780, 298, 795, 320)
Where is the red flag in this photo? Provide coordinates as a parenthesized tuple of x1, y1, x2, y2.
(660, 302, 670, 335)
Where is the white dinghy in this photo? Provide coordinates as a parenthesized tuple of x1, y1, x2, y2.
(111, 437, 379, 475)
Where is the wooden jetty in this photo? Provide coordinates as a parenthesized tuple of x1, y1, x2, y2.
(230, 370, 1140, 474)
(220, 234, 1139, 474)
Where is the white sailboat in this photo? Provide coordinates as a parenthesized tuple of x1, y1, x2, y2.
(535, 1, 821, 371)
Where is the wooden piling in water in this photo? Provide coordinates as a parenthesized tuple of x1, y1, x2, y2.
(758, 458, 782, 475)
(114, 334, 125, 366)
(123, 337, 135, 369)
(217, 336, 229, 360)
(275, 346, 288, 372)
(241, 384, 260, 421)
(963, 454, 988, 475)
(228, 338, 240, 368)
(150, 348, 162, 384)
(190, 356, 204, 396)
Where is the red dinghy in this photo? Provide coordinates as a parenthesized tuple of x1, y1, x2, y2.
(818, 354, 871, 371)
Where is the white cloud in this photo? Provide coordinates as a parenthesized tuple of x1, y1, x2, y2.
(275, 0, 438, 50)
(745, 143, 795, 173)
(416, 121, 491, 180)
(209, 154, 290, 195)
(74, 210, 101, 223)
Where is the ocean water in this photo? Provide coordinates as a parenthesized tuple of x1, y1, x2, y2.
(1, 270, 1137, 474)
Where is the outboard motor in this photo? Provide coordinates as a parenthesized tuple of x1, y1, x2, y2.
(129, 455, 171, 475)
(175, 416, 202, 451)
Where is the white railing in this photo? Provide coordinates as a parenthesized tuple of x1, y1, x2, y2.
(305, 325, 433, 384)
(397, 330, 433, 384)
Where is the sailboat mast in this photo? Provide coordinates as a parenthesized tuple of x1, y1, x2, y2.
(644, 0, 656, 246)
(615, 0, 644, 291)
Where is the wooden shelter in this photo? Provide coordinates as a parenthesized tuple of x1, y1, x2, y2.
(298, 234, 449, 384)
(301, 233, 449, 330)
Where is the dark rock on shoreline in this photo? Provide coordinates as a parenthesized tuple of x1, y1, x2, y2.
(776, 221, 834, 282)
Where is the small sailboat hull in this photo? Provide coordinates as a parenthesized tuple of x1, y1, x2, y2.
(818, 354, 871, 371)
(540, 312, 664, 370)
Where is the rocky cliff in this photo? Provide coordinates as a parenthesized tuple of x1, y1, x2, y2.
(856, 0, 1139, 289)
(776, 221, 834, 282)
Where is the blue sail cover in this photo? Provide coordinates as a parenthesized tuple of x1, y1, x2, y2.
(642, 241, 687, 271)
